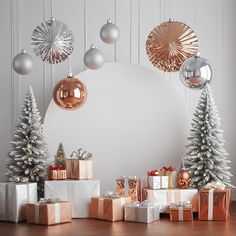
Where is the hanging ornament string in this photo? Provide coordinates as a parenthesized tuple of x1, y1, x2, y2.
(12, 0, 33, 75)
(50, 0, 53, 18)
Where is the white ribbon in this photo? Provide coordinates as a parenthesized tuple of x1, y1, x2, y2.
(35, 204, 40, 223)
(97, 198, 104, 219)
(178, 206, 184, 221)
(208, 189, 214, 220)
(54, 203, 60, 224)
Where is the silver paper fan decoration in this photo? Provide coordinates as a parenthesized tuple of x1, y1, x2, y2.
(31, 17, 74, 64)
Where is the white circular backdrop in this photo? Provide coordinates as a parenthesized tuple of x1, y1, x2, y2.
(44, 62, 189, 191)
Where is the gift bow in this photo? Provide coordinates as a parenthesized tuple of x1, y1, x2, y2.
(103, 191, 120, 199)
(130, 200, 151, 208)
(48, 165, 66, 170)
(147, 170, 159, 176)
(68, 148, 92, 160)
(170, 201, 192, 209)
(38, 197, 60, 204)
(161, 166, 176, 172)
(202, 181, 225, 190)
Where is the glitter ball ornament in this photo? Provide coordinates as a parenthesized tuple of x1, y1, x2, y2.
(31, 17, 74, 64)
(100, 19, 120, 44)
(53, 73, 87, 110)
(176, 168, 191, 189)
(179, 52, 212, 89)
(12, 49, 33, 75)
(84, 44, 104, 70)
(146, 18, 199, 72)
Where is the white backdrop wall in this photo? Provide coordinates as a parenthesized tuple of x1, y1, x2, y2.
(0, 0, 235, 198)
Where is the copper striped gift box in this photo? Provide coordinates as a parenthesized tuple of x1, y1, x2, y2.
(198, 187, 231, 221)
(170, 202, 193, 221)
(90, 195, 131, 221)
(26, 200, 72, 225)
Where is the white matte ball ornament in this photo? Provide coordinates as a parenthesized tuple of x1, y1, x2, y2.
(13, 49, 33, 75)
(179, 52, 212, 89)
(100, 19, 120, 44)
(84, 45, 104, 70)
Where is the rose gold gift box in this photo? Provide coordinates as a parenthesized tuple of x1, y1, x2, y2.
(66, 159, 93, 179)
(116, 178, 141, 202)
(198, 188, 231, 221)
(26, 201, 72, 225)
(170, 205, 193, 222)
(90, 196, 131, 221)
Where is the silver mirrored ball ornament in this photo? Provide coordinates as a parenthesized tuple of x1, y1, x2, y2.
(179, 52, 212, 89)
(100, 19, 120, 44)
(12, 49, 33, 75)
(84, 45, 104, 70)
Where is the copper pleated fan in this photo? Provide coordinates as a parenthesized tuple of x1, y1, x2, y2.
(146, 19, 199, 72)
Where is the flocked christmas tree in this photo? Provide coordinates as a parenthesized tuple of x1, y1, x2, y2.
(184, 84, 233, 188)
(55, 143, 66, 167)
(6, 86, 48, 197)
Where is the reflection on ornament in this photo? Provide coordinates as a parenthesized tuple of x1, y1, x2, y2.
(53, 73, 87, 110)
(31, 17, 74, 64)
(84, 45, 104, 70)
(12, 49, 33, 75)
(176, 168, 191, 189)
(146, 18, 199, 72)
(179, 52, 212, 89)
(100, 19, 120, 44)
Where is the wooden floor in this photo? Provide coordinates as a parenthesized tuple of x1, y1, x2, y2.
(1, 202, 236, 236)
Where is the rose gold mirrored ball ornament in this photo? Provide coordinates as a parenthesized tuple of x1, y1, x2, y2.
(146, 18, 199, 72)
(53, 73, 87, 110)
(176, 168, 191, 189)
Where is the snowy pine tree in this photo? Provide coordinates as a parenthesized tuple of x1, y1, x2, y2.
(55, 143, 66, 167)
(6, 86, 48, 197)
(184, 84, 233, 188)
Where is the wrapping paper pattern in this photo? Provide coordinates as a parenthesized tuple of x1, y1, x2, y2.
(142, 188, 198, 212)
(66, 159, 93, 179)
(124, 204, 160, 223)
(148, 176, 169, 189)
(159, 170, 177, 188)
(0, 183, 37, 222)
(44, 180, 100, 218)
(170, 205, 193, 221)
(116, 177, 141, 202)
(198, 188, 231, 221)
(90, 196, 131, 221)
(26, 201, 71, 225)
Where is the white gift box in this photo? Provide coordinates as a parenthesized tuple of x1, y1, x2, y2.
(124, 204, 160, 223)
(148, 176, 169, 189)
(44, 180, 100, 218)
(0, 182, 37, 222)
(143, 188, 198, 213)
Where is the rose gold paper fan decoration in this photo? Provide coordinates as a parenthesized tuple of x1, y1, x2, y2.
(146, 19, 199, 72)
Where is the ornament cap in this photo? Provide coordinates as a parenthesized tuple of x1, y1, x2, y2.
(90, 44, 96, 49)
(169, 18, 174, 22)
(67, 72, 73, 78)
(194, 51, 200, 58)
(107, 18, 112, 24)
(21, 48, 26, 54)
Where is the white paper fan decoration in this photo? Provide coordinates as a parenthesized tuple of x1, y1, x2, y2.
(31, 17, 74, 64)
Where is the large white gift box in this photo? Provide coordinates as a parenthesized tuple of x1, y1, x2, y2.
(0, 182, 37, 222)
(143, 188, 198, 213)
(44, 180, 100, 218)
(124, 203, 160, 223)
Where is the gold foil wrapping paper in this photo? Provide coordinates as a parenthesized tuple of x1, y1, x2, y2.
(26, 201, 72, 225)
(66, 159, 93, 179)
(116, 177, 141, 202)
(198, 188, 231, 221)
(90, 196, 131, 221)
(170, 205, 193, 221)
